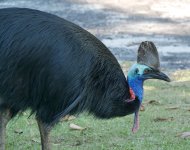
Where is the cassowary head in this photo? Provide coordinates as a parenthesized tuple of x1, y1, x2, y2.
(127, 41, 170, 133)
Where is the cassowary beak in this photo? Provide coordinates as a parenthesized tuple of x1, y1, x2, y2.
(142, 70, 171, 82)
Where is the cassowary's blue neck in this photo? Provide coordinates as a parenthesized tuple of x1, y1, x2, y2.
(127, 63, 150, 102)
(127, 78, 144, 102)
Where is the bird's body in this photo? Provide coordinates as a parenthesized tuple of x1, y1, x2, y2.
(0, 8, 170, 150)
(0, 8, 134, 123)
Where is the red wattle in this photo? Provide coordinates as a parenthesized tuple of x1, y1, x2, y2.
(129, 88, 135, 100)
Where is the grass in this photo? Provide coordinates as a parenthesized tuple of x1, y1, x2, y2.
(5, 62, 190, 150)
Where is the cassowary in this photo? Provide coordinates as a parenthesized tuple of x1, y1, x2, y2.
(0, 8, 170, 150)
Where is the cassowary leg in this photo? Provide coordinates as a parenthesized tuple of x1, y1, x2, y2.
(37, 119, 52, 150)
(132, 110, 139, 133)
(0, 110, 11, 150)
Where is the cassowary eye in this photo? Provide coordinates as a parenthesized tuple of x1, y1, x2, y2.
(144, 69, 151, 74)
(135, 68, 139, 74)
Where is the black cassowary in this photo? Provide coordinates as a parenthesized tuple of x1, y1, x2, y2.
(0, 8, 170, 150)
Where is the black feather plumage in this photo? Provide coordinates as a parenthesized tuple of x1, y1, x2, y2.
(0, 8, 138, 125)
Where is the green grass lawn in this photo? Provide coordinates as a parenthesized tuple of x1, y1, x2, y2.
(5, 63, 190, 150)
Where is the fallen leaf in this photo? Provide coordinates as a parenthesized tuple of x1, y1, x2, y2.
(177, 132, 190, 138)
(67, 115, 76, 121)
(69, 123, 86, 131)
(153, 117, 174, 122)
(147, 100, 160, 105)
(165, 106, 179, 110)
(14, 129, 23, 134)
(31, 138, 40, 143)
(140, 104, 145, 111)
(62, 115, 76, 121)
